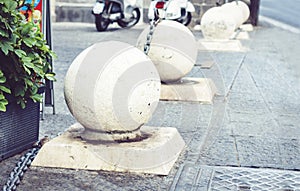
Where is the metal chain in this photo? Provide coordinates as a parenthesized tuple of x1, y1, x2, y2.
(143, 19, 161, 55)
(2, 137, 49, 191)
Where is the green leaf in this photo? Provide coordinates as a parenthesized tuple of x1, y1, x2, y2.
(0, 76, 6, 83)
(0, 102, 7, 112)
(20, 100, 26, 109)
(15, 49, 26, 58)
(23, 37, 36, 47)
(30, 93, 43, 102)
(24, 78, 34, 87)
(21, 23, 32, 35)
(30, 85, 38, 94)
(4, 0, 18, 11)
(0, 98, 8, 105)
(0, 41, 14, 55)
(45, 73, 56, 81)
(0, 29, 9, 38)
(24, 60, 34, 68)
(0, 85, 11, 94)
(0, 94, 8, 112)
(24, 66, 31, 75)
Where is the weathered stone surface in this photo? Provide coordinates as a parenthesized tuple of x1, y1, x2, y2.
(64, 41, 160, 140)
(200, 1, 250, 39)
(32, 125, 185, 175)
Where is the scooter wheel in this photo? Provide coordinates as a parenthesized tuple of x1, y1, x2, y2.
(117, 8, 141, 28)
(95, 15, 110, 31)
(180, 12, 192, 26)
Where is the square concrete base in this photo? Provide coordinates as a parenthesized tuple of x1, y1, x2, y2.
(198, 39, 247, 52)
(160, 77, 217, 104)
(32, 124, 185, 175)
(231, 30, 250, 40)
(239, 24, 254, 32)
(199, 60, 215, 69)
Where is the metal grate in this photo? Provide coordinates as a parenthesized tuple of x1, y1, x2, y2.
(212, 167, 300, 191)
(171, 164, 300, 191)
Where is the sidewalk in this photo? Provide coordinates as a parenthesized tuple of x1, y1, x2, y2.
(1, 21, 300, 190)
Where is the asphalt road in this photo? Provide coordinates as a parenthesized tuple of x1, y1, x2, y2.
(260, 0, 300, 28)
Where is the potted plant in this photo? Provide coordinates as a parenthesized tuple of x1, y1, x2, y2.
(0, 0, 55, 160)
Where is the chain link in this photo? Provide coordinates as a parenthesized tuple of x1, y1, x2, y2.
(2, 137, 49, 191)
(143, 19, 160, 55)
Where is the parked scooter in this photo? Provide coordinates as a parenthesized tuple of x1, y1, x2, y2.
(92, 0, 141, 31)
(148, 0, 195, 26)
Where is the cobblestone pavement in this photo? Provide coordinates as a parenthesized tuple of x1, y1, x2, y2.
(1, 21, 300, 190)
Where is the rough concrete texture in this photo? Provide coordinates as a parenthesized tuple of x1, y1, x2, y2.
(32, 125, 185, 175)
(160, 77, 217, 103)
(1, 20, 300, 190)
(200, 1, 250, 39)
(136, 20, 198, 83)
(64, 41, 161, 136)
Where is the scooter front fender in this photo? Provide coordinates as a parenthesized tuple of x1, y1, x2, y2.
(165, 1, 181, 19)
(186, 1, 195, 12)
(92, 2, 104, 14)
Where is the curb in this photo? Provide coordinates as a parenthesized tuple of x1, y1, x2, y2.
(259, 15, 300, 34)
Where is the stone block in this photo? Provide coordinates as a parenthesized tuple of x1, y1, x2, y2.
(32, 125, 185, 175)
(160, 77, 217, 104)
(198, 39, 248, 52)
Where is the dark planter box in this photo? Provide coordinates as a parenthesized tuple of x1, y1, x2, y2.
(0, 99, 40, 161)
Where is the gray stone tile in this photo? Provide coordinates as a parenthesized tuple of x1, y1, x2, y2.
(227, 92, 267, 114)
(236, 137, 285, 169)
(198, 135, 239, 167)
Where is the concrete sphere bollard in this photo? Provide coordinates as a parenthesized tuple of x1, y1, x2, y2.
(136, 20, 198, 83)
(64, 41, 161, 141)
(222, 1, 250, 27)
(201, 1, 250, 39)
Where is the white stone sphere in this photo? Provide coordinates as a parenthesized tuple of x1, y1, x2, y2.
(64, 41, 161, 140)
(201, 7, 236, 39)
(136, 20, 198, 83)
(222, 1, 250, 27)
(201, 1, 250, 40)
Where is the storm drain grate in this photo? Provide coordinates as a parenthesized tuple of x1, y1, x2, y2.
(170, 164, 300, 191)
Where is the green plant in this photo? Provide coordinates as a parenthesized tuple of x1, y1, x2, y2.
(0, 0, 55, 111)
